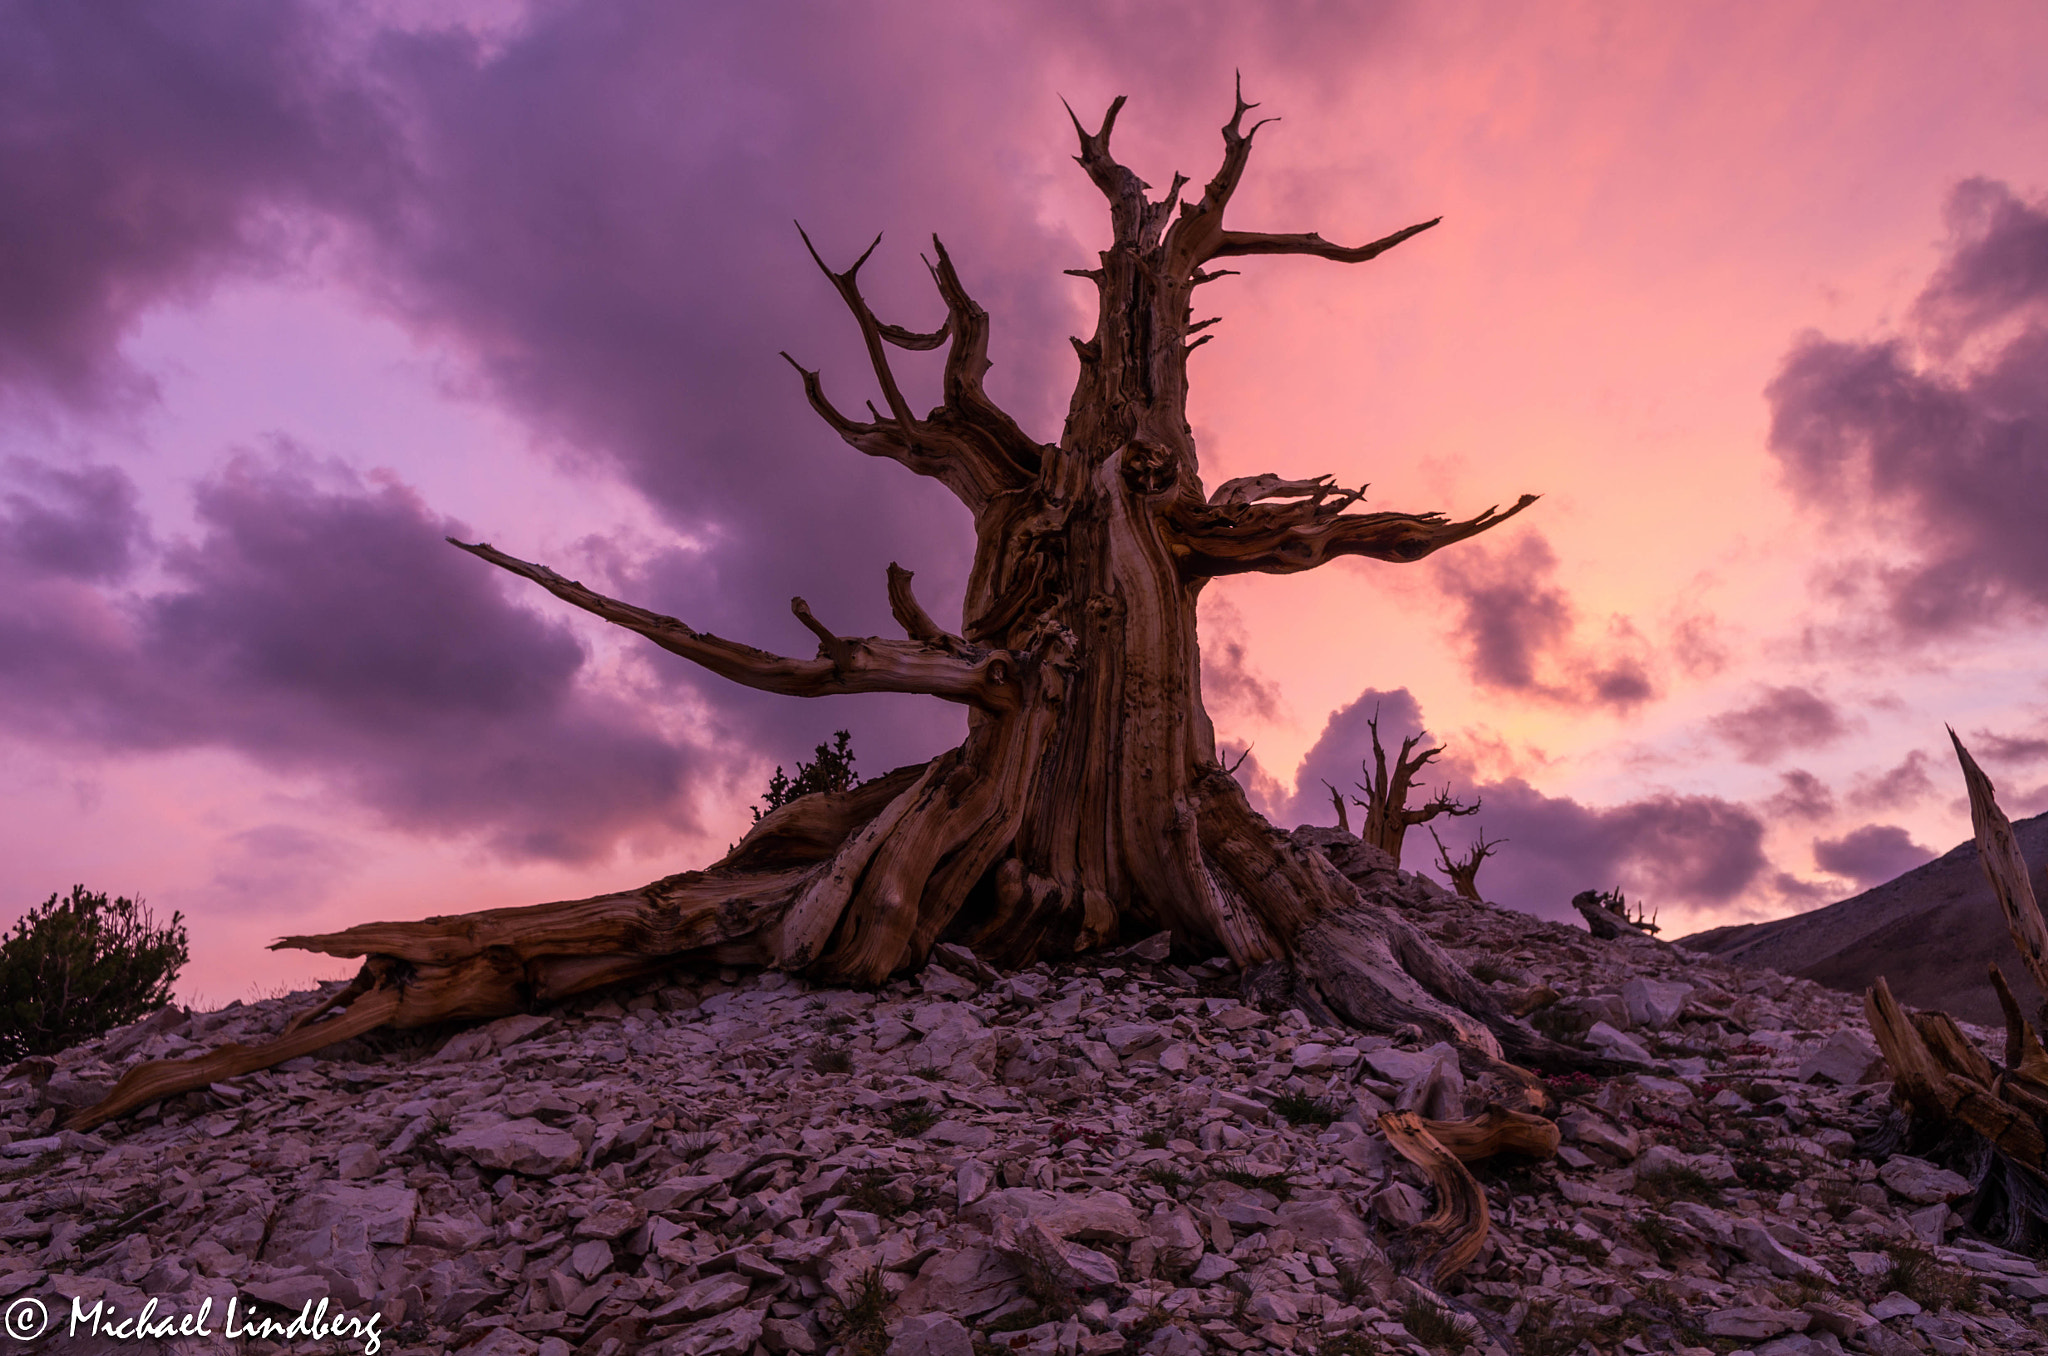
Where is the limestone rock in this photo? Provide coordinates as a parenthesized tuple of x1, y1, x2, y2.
(1878, 1155, 1972, 1204)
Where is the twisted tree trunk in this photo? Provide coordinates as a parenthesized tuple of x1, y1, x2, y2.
(74, 84, 1563, 1131)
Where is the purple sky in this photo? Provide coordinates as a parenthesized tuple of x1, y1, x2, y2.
(6, 1, 2048, 1003)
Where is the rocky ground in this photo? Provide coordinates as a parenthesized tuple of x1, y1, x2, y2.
(5, 835, 2047, 1356)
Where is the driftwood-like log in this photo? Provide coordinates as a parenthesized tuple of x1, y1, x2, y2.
(1952, 728, 2048, 1003)
(71, 82, 1565, 1132)
(68, 984, 402, 1133)
(1378, 1110, 1490, 1281)
(1572, 891, 1658, 942)
(1418, 1103, 1562, 1162)
(1861, 735, 2048, 1245)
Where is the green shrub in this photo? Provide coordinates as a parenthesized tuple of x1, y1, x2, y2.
(753, 730, 862, 822)
(0, 886, 188, 1062)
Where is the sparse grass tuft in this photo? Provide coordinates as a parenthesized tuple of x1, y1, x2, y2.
(1632, 1165, 1724, 1207)
(831, 1265, 891, 1356)
(841, 1168, 918, 1217)
(1212, 1163, 1296, 1201)
(887, 1100, 939, 1137)
(1398, 1294, 1464, 1347)
(808, 1042, 853, 1074)
(1140, 1129, 1169, 1150)
(1141, 1163, 1190, 1189)
(1881, 1243, 1979, 1312)
(1269, 1089, 1340, 1126)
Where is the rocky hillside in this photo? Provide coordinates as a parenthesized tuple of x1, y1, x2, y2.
(1679, 812, 2048, 1028)
(3, 839, 2047, 1356)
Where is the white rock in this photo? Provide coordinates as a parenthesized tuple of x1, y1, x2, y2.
(890, 1313, 974, 1356)
(442, 1117, 585, 1176)
(1796, 1028, 1883, 1085)
(1878, 1155, 1972, 1204)
(1622, 977, 1694, 1030)
(1583, 1020, 1656, 1065)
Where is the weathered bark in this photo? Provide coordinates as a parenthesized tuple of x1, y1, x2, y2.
(1858, 734, 2048, 1246)
(72, 83, 1557, 1130)
(1378, 1110, 1490, 1282)
(1572, 890, 1658, 941)
(1428, 826, 1503, 903)
(1354, 710, 1478, 868)
(1418, 1103, 1562, 1162)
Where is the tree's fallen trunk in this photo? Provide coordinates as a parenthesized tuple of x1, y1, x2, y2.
(1860, 730, 2048, 1247)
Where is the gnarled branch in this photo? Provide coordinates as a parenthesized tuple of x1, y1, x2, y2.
(1207, 217, 1442, 264)
(786, 228, 1042, 511)
(886, 562, 970, 656)
(451, 539, 1018, 709)
(1170, 492, 1538, 577)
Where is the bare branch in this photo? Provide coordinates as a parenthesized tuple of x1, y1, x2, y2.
(886, 562, 969, 655)
(796, 223, 920, 428)
(1172, 492, 1539, 578)
(1164, 72, 1278, 272)
(1208, 216, 1441, 263)
(790, 596, 854, 670)
(1064, 94, 1135, 203)
(450, 538, 1018, 709)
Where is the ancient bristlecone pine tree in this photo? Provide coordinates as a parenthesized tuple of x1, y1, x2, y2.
(75, 87, 1560, 1131)
(1429, 826, 1503, 904)
(1351, 709, 1479, 869)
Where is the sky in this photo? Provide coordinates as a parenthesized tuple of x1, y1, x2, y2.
(5, 0, 2048, 1006)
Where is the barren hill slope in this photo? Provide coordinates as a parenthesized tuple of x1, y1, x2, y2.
(1678, 810, 2048, 1027)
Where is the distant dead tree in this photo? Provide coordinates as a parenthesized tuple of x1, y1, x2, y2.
(1572, 887, 1659, 939)
(1429, 826, 1504, 902)
(1351, 708, 1479, 867)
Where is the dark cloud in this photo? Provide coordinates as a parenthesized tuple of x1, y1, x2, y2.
(1847, 748, 1937, 812)
(1273, 689, 1768, 917)
(1764, 768, 1836, 822)
(1912, 177, 2048, 352)
(1432, 776, 1769, 922)
(1430, 532, 1658, 711)
(1767, 180, 2048, 640)
(0, 452, 699, 861)
(0, 1, 392, 406)
(1200, 598, 1281, 724)
(0, 459, 150, 582)
(1813, 823, 1933, 889)
(1279, 687, 1431, 828)
(0, 0, 1474, 859)
(1706, 685, 1851, 764)
(1967, 726, 2048, 765)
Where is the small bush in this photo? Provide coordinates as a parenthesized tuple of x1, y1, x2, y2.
(0, 886, 187, 1062)
(753, 730, 862, 822)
